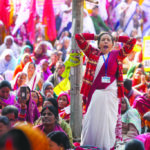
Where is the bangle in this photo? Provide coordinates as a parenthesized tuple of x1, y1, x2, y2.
(94, 35, 99, 40)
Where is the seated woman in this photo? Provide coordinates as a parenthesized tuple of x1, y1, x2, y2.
(0, 49, 17, 75)
(0, 80, 17, 111)
(13, 53, 32, 78)
(133, 84, 150, 132)
(48, 131, 71, 150)
(38, 59, 52, 81)
(127, 63, 148, 79)
(17, 85, 40, 123)
(23, 62, 43, 91)
(121, 97, 141, 142)
(31, 41, 49, 65)
(116, 97, 141, 150)
(0, 116, 10, 137)
(41, 81, 57, 99)
(35, 105, 66, 135)
(11, 72, 27, 92)
(57, 92, 70, 122)
(31, 90, 44, 112)
(34, 97, 74, 148)
(0, 35, 20, 58)
(34, 98, 58, 126)
(17, 45, 32, 65)
(132, 68, 148, 93)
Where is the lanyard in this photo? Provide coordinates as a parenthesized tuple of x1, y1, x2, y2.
(102, 53, 110, 76)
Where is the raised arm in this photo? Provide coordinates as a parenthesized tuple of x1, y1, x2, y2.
(116, 36, 136, 60)
(75, 33, 99, 59)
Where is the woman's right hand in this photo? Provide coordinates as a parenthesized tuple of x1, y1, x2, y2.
(46, 92, 53, 98)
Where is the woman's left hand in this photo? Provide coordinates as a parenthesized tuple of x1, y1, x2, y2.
(122, 122, 129, 130)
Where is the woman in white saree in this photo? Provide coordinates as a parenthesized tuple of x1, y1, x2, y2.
(75, 32, 136, 150)
(23, 62, 43, 91)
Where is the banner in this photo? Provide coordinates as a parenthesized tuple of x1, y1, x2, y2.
(42, 0, 56, 41)
(54, 78, 70, 95)
(143, 36, 150, 72)
(0, 0, 14, 30)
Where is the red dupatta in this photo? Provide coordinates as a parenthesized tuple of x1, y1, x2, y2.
(57, 93, 70, 120)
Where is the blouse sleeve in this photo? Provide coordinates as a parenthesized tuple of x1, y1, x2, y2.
(75, 33, 99, 59)
(116, 36, 136, 60)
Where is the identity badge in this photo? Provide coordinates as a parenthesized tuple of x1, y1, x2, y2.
(101, 76, 110, 83)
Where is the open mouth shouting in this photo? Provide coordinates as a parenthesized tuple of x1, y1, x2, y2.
(103, 45, 108, 49)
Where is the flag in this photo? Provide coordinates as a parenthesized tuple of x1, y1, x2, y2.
(139, 0, 144, 5)
(26, 0, 36, 44)
(9, 0, 14, 26)
(12, 0, 31, 35)
(42, 0, 56, 41)
(0, 0, 14, 30)
(54, 78, 70, 95)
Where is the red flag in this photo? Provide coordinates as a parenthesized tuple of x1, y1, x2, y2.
(0, 0, 12, 30)
(26, 0, 36, 44)
(42, 0, 56, 41)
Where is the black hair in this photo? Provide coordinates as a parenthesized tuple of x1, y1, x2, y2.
(44, 98, 58, 109)
(0, 116, 10, 127)
(92, 5, 99, 10)
(125, 139, 144, 150)
(2, 105, 18, 119)
(137, 63, 144, 68)
(124, 79, 132, 91)
(25, 40, 34, 53)
(147, 84, 150, 89)
(29, 62, 36, 68)
(47, 131, 71, 149)
(0, 80, 12, 90)
(0, 129, 31, 150)
(41, 105, 58, 119)
(97, 32, 114, 49)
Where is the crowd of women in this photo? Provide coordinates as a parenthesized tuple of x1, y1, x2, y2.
(0, 0, 150, 150)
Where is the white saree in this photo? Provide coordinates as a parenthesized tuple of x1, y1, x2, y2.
(81, 54, 119, 150)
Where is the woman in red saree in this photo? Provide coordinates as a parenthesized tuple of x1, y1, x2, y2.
(57, 92, 70, 122)
(132, 68, 147, 93)
(133, 84, 150, 130)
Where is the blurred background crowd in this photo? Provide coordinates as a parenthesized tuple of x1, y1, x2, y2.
(0, 0, 150, 149)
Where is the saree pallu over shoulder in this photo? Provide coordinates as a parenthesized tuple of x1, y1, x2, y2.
(75, 33, 136, 99)
(87, 50, 119, 110)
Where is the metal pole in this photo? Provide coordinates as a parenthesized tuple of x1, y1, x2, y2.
(70, 0, 84, 142)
